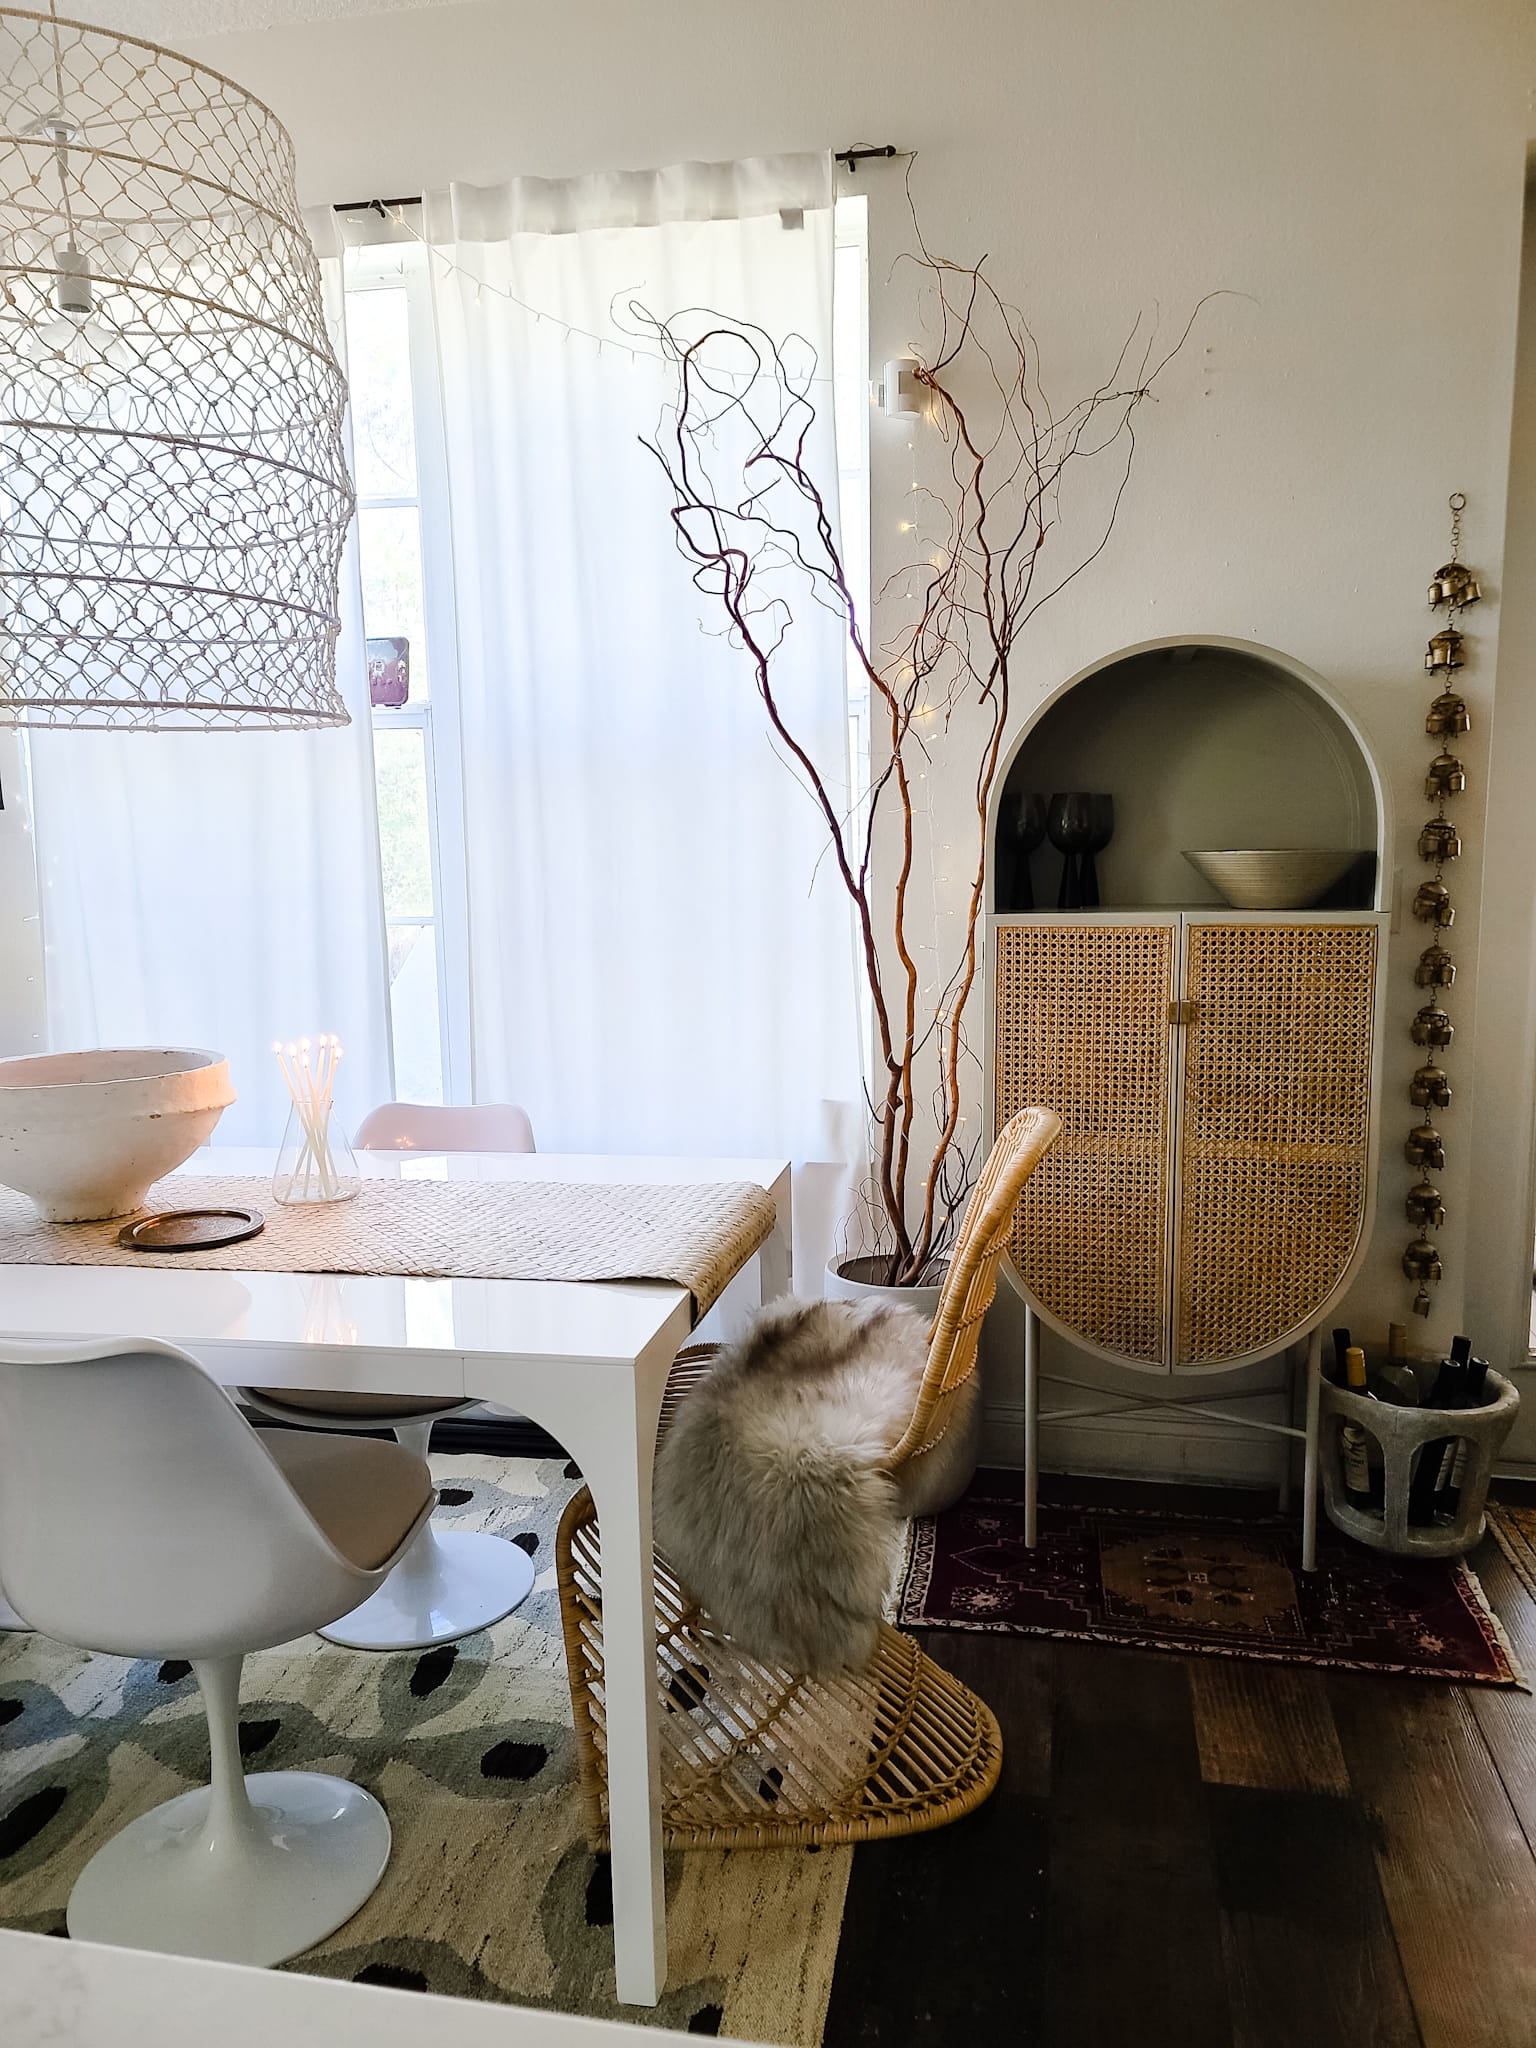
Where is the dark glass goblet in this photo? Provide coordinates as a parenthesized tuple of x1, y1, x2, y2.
(1047, 793, 1095, 910)
(1078, 794, 1115, 908)
(997, 790, 1047, 910)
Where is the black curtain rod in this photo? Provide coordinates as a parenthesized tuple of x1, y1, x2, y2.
(331, 148, 902, 215)
(332, 195, 420, 214)
(833, 145, 899, 171)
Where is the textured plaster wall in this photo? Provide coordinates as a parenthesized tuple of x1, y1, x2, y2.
(61, 0, 1536, 1464)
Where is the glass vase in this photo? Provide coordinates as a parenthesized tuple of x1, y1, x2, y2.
(272, 1097, 360, 1205)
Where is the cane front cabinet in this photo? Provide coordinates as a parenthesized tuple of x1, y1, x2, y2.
(990, 911, 1387, 1374)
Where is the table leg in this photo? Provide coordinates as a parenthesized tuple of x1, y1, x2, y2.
(758, 1207, 792, 1304)
(555, 1363, 672, 2007)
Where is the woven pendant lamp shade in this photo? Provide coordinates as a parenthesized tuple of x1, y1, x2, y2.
(0, 6, 354, 729)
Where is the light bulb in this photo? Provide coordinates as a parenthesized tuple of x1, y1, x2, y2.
(8, 253, 135, 427)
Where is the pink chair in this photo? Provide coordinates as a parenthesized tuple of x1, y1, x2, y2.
(353, 1101, 535, 1154)
(240, 1101, 539, 1651)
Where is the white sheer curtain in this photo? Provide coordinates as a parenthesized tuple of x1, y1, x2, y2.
(25, 266, 394, 1144)
(406, 155, 865, 1282)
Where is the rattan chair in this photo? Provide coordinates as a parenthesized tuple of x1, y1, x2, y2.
(555, 1104, 1060, 1851)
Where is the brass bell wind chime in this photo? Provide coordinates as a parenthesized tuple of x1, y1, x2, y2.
(1404, 492, 1480, 1316)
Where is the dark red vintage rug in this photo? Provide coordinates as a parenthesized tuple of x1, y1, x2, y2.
(899, 1474, 1522, 1685)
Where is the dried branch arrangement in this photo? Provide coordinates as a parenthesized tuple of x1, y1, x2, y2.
(645, 229, 1203, 1284)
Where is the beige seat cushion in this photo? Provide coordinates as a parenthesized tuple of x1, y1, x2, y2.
(263, 1429, 435, 1570)
(251, 1386, 472, 1422)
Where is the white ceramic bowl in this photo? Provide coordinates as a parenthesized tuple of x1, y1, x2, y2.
(1182, 849, 1361, 911)
(0, 1048, 235, 1221)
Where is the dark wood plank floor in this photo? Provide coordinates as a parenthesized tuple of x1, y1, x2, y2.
(822, 1479, 1536, 2048)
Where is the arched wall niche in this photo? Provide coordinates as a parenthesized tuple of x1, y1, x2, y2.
(992, 636, 1386, 914)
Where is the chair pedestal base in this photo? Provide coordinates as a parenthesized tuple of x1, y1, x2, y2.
(318, 1524, 535, 1649)
(66, 1771, 390, 1966)
(0, 1586, 27, 1631)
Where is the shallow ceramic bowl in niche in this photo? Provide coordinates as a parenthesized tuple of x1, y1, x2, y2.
(0, 1048, 235, 1222)
(1182, 849, 1362, 911)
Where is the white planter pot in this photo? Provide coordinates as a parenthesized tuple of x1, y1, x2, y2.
(0, 1048, 235, 1221)
(823, 1255, 982, 1507)
(824, 1256, 946, 1319)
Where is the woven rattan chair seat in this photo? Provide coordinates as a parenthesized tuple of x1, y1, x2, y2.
(553, 1108, 1058, 1853)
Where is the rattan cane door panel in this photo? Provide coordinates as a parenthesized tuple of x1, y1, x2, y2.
(993, 920, 1175, 1364)
(1174, 921, 1378, 1366)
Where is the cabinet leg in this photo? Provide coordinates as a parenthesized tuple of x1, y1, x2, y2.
(1277, 1344, 1296, 1514)
(1024, 1307, 1039, 1549)
(1302, 1327, 1323, 1572)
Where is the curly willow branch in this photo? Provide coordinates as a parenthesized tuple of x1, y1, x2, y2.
(639, 250, 1210, 1286)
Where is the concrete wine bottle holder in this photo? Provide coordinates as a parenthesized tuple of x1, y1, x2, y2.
(1319, 1370, 1518, 1557)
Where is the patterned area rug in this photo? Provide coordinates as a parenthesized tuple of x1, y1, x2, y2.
(899, 1474, 1521, 1685)
(0, 1454, 850, 2041)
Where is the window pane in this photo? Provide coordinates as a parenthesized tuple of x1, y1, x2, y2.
(386, 922, 444, 1106)
(358, 505, 429, 698)
(833, 239, 865, 463)
(373, 725, 434, 921)
(346, 286, 417, 498)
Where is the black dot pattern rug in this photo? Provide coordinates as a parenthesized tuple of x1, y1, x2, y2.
(0, 1454, 849, 2041)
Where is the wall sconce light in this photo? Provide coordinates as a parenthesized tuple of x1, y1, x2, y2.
(879, 355, 924, 417)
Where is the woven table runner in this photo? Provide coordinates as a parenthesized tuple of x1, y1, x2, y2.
(0, 1174, 777, 1322)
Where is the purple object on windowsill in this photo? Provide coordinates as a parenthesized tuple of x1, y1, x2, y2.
(367, 637, 409, 708)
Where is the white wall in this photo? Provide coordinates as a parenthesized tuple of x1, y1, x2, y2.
(102, 0, 1536, 1467)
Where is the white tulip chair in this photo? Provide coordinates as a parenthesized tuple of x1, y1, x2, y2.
(240, 1100, 538, 1650)
(0, 1335, 436, 1966)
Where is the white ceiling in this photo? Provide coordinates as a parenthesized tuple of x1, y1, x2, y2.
(66, 0, 470, 40)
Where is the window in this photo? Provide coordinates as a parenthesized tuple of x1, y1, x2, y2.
(344, 245, 469, 1104)
(343, 204, 869, 1103)
(834, 195, 871, 808)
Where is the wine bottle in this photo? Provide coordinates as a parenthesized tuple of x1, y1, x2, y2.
(1408, 1335, 1472, 1525)
(1438, 1353, 1492, 1515)
(1331, 1326, 1352, 1386)
(1375, 1321, 1421, 1405)
(1340, 1345, 1377, 1510)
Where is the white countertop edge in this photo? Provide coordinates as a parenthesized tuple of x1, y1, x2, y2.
(0, 1928, 753, 2048)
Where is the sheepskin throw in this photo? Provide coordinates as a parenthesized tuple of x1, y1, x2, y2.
(653, 1297, 978, 1675)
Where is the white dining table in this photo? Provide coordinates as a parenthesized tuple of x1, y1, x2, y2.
(0, 1146, 793, 2010)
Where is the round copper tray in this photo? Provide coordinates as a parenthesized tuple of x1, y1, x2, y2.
(116, 1206, 265, 1252)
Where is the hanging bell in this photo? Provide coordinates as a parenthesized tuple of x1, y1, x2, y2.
(1426, 691, 1471, 738)
(1405, 1121, 1445, 1170)
(1425, 753, 1466, 800)
(1406, 1181, 1446, 1231)
(1411, 1004, 1453, 1049)
(1414, 943, 1456, 989)
(1411, 877, 1455, 927)
(1405, 1121, 1446, 1170)
(1426, 629, 1465, 673)
(1409, 1063, 1452, 1108)
(1403, 1235, 1443, 1319)
(1429, 561, 1481, 609)
(1418, 818, 1461, 864)
(1403, 1236, 1442, 1284)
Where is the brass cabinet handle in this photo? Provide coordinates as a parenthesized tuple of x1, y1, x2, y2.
(1168, 1000, 1199, 1026)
